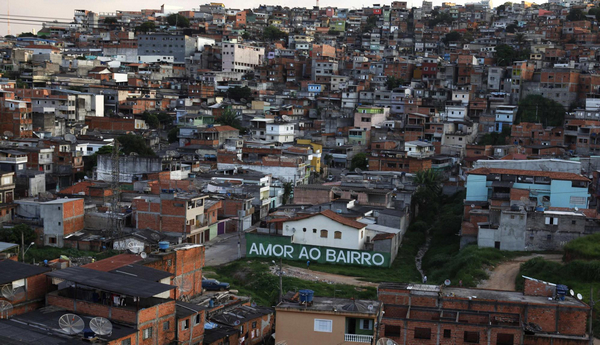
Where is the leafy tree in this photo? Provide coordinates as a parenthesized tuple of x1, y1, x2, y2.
(137, 21, 156, 33)
(104, 17, 118, 25)
(156, 112, 172, 126)
(364, 15, 378, 32)
(496, 4, 506, 14)
(429, 12, 453, 28)
(516, 95, 566, 127)
(506, 24, 518, 33)
(168, 127, 179, 143)
(117, 134, 155, 156)
(412, 169, 442, 218)
(242, 32, 251, 40)
(216, 107, 243, 130)
(479, 127, 511, 145)
(495, 44, 517, 66)
(167, 14, 190, 28)
(263, 25, 286, 40)
(588, 8, 600, 21)
(350, 152, 368, 171)
(462, 31, 474, 43)
(227, 86, 252, 101)
(282, 182, 294, 205)
(18, 32, 36, 38)
(567, 8, 584, 21)
(385, 76, 404, 90)
(0, 224, 36, 245)
(141, 112, 159, 129)
(323, 154, 333, 167)
(442, 31, 462, 44)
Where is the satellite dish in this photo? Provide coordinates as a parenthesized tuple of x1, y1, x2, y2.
(58, 314, 85, 335)
(3, 131, 14, 138)
(574, 207, 579, 212)
(89, 317, 113, 336)
(251, 302, 257, 307)
(173, 276, 192, 295)
(129, 152, 139, 156)
(140, 252, 148, 259)
(126, 241, 144, 254)
(444, 279, 451, 286)
(233, 320, 241, 326)
(1, 284, 25, 301)
(570, 289, 575, 296)
(368, 304, 374, 311)
(0, 300, 13, 319)
(331, 186, 342, 194)
(577, 293, 583, 300)
(376, 338, 399, 345)
(355, 167, 363, 174)
(64, 134, 77, 143)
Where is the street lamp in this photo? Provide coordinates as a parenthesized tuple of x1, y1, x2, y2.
(23, 242, 34, 261)
(589, 287, 600, 345)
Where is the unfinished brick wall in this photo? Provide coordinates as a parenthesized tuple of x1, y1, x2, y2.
(523, 278, 555, 297)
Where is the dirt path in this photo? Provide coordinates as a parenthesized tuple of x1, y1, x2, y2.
(415, 229, 432, 282)
(270, 264, 378, 287)
(477, 254, 563, 291)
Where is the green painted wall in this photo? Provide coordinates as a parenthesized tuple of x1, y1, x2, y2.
(245, 233, 391, 267)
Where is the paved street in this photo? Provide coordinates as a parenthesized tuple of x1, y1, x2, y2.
(204, 231, 247, 267)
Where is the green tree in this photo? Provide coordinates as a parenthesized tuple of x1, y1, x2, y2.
(478, 126, 511, 145)
(168, 127, 179, 143)
(323, 154, 333, 167)
(137, 21, 156, 33)
(506, 24, 518, 33)
(442, 31, 462, 44)
(117, 134, 155, 156)
(104, 17, 118, 25)
(429, 12, 453, 28)
(350, 153, 368, 171)
(516, 95, 566, 127)
(18, 32, 36, 38)
(242, 32, 251, 40)
(385, 76, 404, 90)
(494, 44, 516, 66)
(567, 8, 584, 21)
(364, 15, 378, 32)
(496, 4, 506, 14)
(588, 8, 600, 21)
(282, 182, 294, 205)
(412, 169, 442, 219)
(156, 112, 172, 126)
(0, 224, 36, 245)
(142, 112, 159, 129)
(227, 86, 252, 101)
(167, 14, 190, 28)
(263, 25, 286, 40)
(215, 107, 243, 130)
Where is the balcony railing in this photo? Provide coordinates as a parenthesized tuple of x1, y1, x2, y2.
(344, 334, 373, 343)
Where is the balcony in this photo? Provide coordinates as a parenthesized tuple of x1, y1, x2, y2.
(344, 334, 373, 343)
(492, 192, 510, 200)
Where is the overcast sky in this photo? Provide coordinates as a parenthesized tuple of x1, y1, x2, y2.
(2, 0, 500, 36)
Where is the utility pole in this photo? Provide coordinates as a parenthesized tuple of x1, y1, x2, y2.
(21, 231, 24, 262)
(278, 258, 283, 303)
(590, 286, 597, 345)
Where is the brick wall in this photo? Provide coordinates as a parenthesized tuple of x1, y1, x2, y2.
(523, 278, 555, 297)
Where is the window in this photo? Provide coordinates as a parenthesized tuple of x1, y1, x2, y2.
(58, 222, 61, 226)
(547, 234, 552, 240)
(182, 319, 189, 330)
(334, 231, 342, 239)
(360, 319, 373, 330)
(320, 230, 328, 238)
(545, 217, 558, 225)
(143, 327, 153, 339)
(497, 333, 514, 345)
(313, 229, 317, 234)
(414, 328, 431, 339)
(163, 321, 170, 330)
(361, 231, 364, 239)
(252, 321, 257, 329)
(121, 339, 132, 345)
(49, 237, 57, 244)
(464, 331, 479, 343)
(194, 314, 201, 325)
(444, 329, 451, 338)
(314, 319, 332, 332)
(385, 325, 401, 337)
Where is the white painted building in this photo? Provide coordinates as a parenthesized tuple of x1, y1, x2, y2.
(281, 210, 368, 251)
(405, 141, 435, 158)
(266, 122, 295, 143)
(222, 43, 265, 73)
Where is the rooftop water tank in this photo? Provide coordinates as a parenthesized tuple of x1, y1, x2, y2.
(158, 241, 170, 250)
(299, 289, 314, 304)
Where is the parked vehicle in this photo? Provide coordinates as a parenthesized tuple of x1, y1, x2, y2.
(202, 279, 230, 291)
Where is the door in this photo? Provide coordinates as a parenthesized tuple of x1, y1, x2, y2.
(494, 241, 501, 249)
(218, 222, 225, 235)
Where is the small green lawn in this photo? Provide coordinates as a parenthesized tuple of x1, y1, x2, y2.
(204, 259, 377, 307)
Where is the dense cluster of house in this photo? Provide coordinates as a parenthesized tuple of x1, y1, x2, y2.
(0, 0, 600, 343)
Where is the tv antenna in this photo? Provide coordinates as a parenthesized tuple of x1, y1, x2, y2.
(58, 314, 85, 335)
(0, 300, 13, 319)
(1, 284, 25, 301)
(90, 317, 113, 336)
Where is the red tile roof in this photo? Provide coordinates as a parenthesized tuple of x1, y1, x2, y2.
(280, 209, 365, 229)
(83, 254, 143, 272)
(468, 168, 589, 182)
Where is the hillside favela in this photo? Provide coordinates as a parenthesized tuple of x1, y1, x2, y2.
(1, 0, 600, 344)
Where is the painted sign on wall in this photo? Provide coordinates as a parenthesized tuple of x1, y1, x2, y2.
(246, 233, 391, 267)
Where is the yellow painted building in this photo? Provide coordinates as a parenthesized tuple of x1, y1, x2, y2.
(297, 139, 323, 172)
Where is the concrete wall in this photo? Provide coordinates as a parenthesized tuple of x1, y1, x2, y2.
(283, 215, 366, 250)
(97, 155, 162, 183)
(473, 159, 581, 174)
(478, 210, 527, 251)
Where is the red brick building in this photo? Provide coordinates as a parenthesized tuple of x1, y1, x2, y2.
(378, 280, 590, 345)
(0, 260, 51, 316)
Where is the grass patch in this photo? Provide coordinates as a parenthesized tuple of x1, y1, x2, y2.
(564, 233, 600, 261)
(282, 227, 425, 284)
(24, 246, 119, 264)
(205, 259, 377, 306)
(516, 257, 600, 334)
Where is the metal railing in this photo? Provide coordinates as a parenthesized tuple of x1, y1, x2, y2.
(344, 334, 373, 343)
